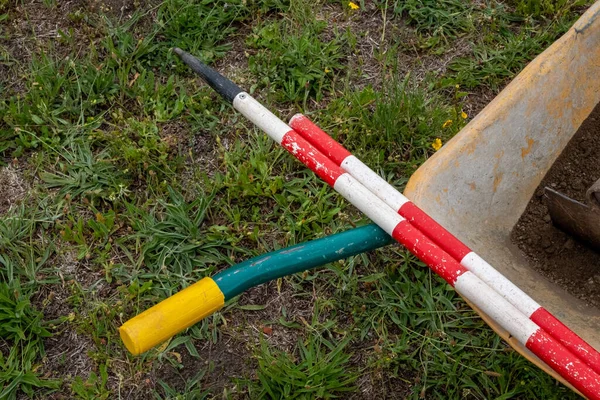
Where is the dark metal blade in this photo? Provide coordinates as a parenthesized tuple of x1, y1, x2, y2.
(545, 187, 600, 251)
(586, 177, 600, 209)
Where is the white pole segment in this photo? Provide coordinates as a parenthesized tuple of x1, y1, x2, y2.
(461, 252, 541, 317)
(342, 156, 411, 211)
(233, 93, 290, 144)
(455, 272, 539, 343)
(333, 173, 405, 234)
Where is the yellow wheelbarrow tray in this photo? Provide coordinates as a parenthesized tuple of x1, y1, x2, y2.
(405, 2, 600, 396)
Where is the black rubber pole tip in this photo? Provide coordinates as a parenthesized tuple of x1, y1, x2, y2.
(172, 48, 243, 104)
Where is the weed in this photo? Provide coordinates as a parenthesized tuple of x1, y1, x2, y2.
(215, 130, 347, 244)
(40, 141, 130, 204)
(70, 363, 110, 399)
(152, 0, 250, 71)
(394, 0, 473, 34)
(132, 73, 187, 122)
(511, 0, 588, 17)
(246, 17, 347, 103)
(313, 75, 465, 178)
(0, 281, 59, 399)
(448, 15, 576, 90)
(1, 53, 115, 156)
(92, 117, 178, 183)
(155, 369, 210, 399)
(444, 1, 584, 90)
(0, 281, 50, 343)
(381, 0, 474, 50)
(100, 17, 159, 91)
(0, 201, 59, 284)
(125, 186, 228, 292)
(244, 335, 357, 399)
(58, 208, 118, 261)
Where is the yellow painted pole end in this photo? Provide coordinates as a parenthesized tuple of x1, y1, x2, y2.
(119, 277, 225, 355)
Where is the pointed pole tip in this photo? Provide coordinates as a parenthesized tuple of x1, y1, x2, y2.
(172, 48, 243, 103)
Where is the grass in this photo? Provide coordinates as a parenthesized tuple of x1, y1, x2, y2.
(0, 280, 59, 399)
(0, 0, 593, 398)
(388, 0, 475, 49)
(246, 18, 348, 104)
(246, 335, 358, 399)
(447, 9, 579, 90)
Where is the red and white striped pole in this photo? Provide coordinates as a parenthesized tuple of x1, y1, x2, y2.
(289, 114, 600, 376)
(173, 48, 600, 398)
(230, 93, 600, 398)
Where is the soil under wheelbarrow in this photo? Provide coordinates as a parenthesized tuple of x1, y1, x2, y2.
(511, 102, 600, 308)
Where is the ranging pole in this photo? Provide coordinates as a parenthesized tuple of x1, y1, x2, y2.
(173, 48, 600, 399)
(120, 224, 393, 355)
(289, 114, 600, 376)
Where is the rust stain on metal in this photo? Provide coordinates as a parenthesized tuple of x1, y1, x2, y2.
(465, 140, 478, 155)
(521, 137, 535, 159)
(493, 173, 504, 193)
(492, 150, 505, 193)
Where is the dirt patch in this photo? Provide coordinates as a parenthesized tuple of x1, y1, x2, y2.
(350, 341, 415, 399)
(0, 0, 150, 95)
(0, 165, 28, 214)
(512, 102, 600, 307)
(462, 85, 499, 120)
(214, 23, 252, 83)
(40, 328, 97, 396)
(154, 339, 253, 397)
(2, 1, 88, 65)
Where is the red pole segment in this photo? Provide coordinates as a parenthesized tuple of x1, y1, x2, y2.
(231, 93, 600, 398)
(289, 113, 600, 377)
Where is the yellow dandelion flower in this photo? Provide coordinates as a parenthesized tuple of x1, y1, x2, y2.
(432, 138, 442, 151)
(325, 68, 331, 73)
(348, 1, 359, 10)
(442, 119, 453, 129)
(461, 111, 468, 119)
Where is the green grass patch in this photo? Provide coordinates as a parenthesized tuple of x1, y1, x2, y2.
(448, 13, 578, 90)
(0, 281, 59, 400)
(0, 203, 63, 399)
(246, 1, 348, 104)
(245, 335, 358, 399)
(388, 0, 475, 49)
(308, 74, 466, 178)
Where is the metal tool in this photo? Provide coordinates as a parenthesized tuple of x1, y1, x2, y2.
(545, 178, 600, 251)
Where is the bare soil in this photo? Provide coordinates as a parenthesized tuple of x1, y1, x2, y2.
(511, 102, 600, 308)
(0, 165, 28, 214)
(0, 0, 151, 94)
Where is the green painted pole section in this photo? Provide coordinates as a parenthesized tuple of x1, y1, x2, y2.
(214, 224, 393, 299)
